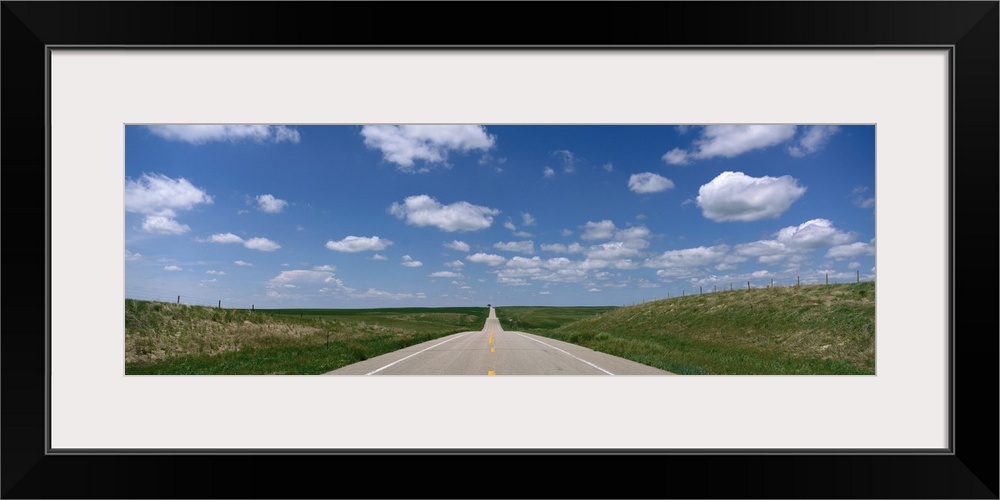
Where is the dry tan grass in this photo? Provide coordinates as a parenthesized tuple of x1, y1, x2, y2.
(125, 315, 326, 364)
(124, 300, 437, 365)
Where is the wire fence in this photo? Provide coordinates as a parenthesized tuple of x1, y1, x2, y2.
(631, 271, 875, 306)
(125, 286, 259, 310)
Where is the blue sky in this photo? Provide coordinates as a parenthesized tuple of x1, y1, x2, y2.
(124, 124, 875, 308)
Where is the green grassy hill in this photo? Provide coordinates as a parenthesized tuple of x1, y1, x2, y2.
(125, 301, 487, 374)
(522, 282, 875, 375)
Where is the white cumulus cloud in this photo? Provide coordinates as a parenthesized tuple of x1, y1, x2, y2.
(244, 237, 281, 252)
(729, 220, 860, 264)
(389, 195, 499, 232)
(851, 186, 876, 209)
(494, 240, 535, 254)
(585, 241, 643, 261)
(208, 232, 280, 251)
(325, 235, 393, 253)
(371, 254, 389, 261)
(142, 215, 190, 235)
(125, 173, 212, 235)
(628, 172, 675, 193)
(429, 271, 463, 278)
(788, 125, 840, 157)
(147, 125, 300, 144)
(645, 245, 730, 268)
(581, 220, 616, 240)
(163, 265, 183, 272)
(697, 171, 806, 222)
(269, 270, 350, 291)
(776, 219, 856, 250)
(360, 125, 495, 171)
(466, 253, 507, 266)
(206, 270, 226, 275)
(614, 226, 652, 245)
(826, 241, 875, 259)
(662, 148, 690, 165)
(209, 233, 244, 244)
(353, 288, 426, 300)
(401, 255, 423, 267)
(663, 125, 797, 164)
(497, 277, 529, 287)
(256, 194, 288, 213)
(234, 260, 253, 266)
(543, 167, 555, 178)
(554, 150, 578, 173)
(502, 217, 533, 238)
(444, 240, 471, 252)
(125, 173, 213, 215)
(733, 240, 790, 263)
(541, 243, 584, 254)
(506, 256, 543, 269)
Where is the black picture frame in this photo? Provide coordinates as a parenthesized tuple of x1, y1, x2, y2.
(3, 2, 997, 498)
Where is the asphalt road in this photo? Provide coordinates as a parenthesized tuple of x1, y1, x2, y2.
(325, 307, 673, 375)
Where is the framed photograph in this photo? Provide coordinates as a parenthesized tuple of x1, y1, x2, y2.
(121, 122, 876, 378)
(5, 2, 996, 498)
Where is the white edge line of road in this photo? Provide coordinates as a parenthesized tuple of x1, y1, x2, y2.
(365, 330, 477, 375)
(510, 331, 615, 375)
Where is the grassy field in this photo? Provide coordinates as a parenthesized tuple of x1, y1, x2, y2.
(125, 301, 487, 374)
(522, 282, 875, 375)
(125, 282, 874, 375)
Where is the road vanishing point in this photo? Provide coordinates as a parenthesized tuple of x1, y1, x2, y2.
(325, 307, 673, 375)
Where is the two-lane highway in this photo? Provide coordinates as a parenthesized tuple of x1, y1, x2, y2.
(325, 307, 673, 375)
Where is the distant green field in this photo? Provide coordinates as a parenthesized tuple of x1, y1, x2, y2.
(494, 306, 619, 331)
(523, 282, 875, 375)
(125, 301, 487, 375)
(264, 307, 489, 317)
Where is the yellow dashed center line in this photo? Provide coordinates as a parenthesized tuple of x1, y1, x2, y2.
(488, 328, 496, 374)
